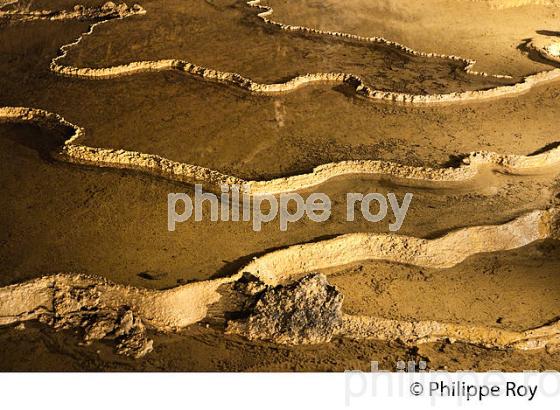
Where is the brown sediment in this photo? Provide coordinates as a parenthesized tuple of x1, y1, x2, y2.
(0, 209, 558, 354)
(2, 106, 560, 195)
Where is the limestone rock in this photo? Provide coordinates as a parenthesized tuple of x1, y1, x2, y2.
(227, 274, 343, 344)
(46, 282, 153, 358)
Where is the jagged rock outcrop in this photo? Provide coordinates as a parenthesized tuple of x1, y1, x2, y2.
(44, 281, 153, 358)
(0, 1, 145, 21)
(529, 38, 560, 64)
(226, 274, 343, 344)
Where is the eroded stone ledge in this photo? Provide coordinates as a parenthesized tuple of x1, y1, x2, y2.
(10, 0, 555, 104)
(2, 106, 560, 196)
(0, 209, 558, 354)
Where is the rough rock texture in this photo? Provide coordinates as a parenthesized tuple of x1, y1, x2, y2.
(551, 208, 560, 239)
(226, 274, 343, 344)
(546, 43, 560, 57)
(45, 282, 153, 358)
(0, 1, 145, 21)
(528, 37, 560, 64)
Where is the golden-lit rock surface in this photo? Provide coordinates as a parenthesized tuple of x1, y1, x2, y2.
(0, 0, 559, 370)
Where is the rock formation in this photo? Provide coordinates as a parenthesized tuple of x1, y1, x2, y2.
(227, 274, 343, 344)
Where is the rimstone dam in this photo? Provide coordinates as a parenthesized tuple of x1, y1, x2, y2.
(0, 0, 560, 371)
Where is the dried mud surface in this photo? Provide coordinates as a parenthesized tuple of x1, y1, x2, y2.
(1, 0, 560, 370)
